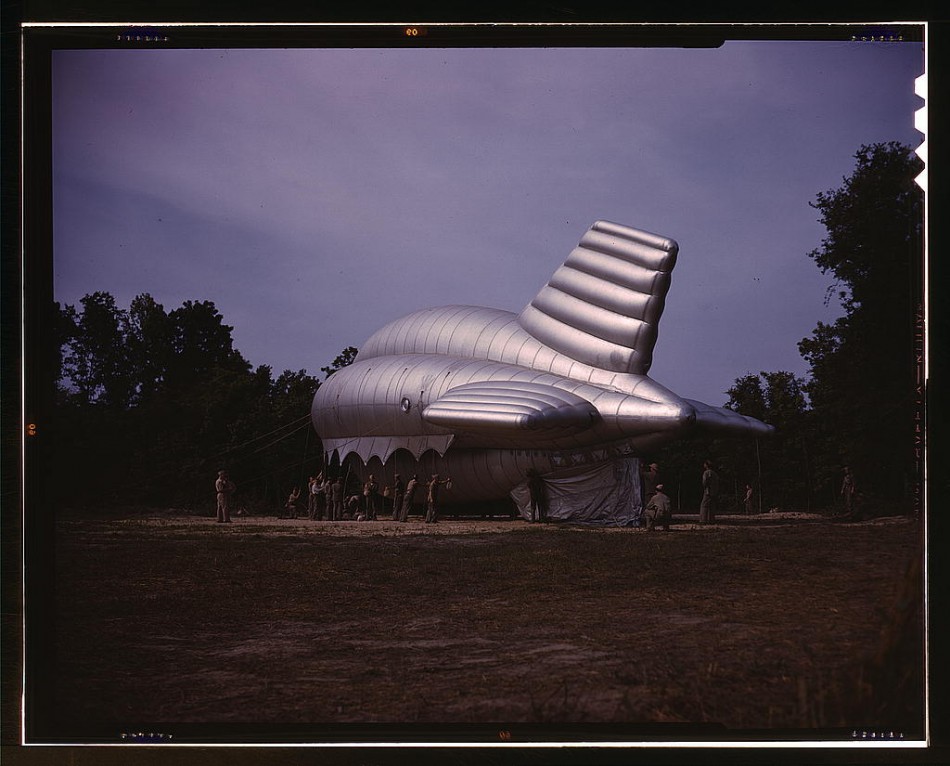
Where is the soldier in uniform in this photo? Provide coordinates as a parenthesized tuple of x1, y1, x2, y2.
(391, 474, 405, 521)
(641, 462, 659, 501)
(307, 475, 325, 520)
(315, 474, 330, 520)
(425, 474, 450, 524)
(840, 466, 856, 517)
(646, 483, 672, 531)
(526, 469, 548, 523)
(699, 460, 719, 524)
(399, 475, 419, 522)
(363, 474, 381, 520)
(329, 476, 344, 521)
(215, 470, 236, 523)
(635, 462, 659, 529)
(306, 475, 318, 519)
(285, 486, 302, 519)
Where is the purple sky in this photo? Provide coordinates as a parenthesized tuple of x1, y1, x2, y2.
(52, 37, 924, 407)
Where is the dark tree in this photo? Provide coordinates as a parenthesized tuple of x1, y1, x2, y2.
(125, 293, 173, 405)
(50, 293, 343, 511)
(167, 300, 251, 389)
(52, 301, 79, 405)
(725, 374, 768, 422)
(321, 346, 358, 378)
(807, 142, 923, 316)
(59, 291, 133, 407)
(270, 369, 319, 422)
(798, 142, 923, 510)
(726, 371, 812, 511)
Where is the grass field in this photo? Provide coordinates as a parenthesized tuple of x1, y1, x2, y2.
(43, 509, 924, 744)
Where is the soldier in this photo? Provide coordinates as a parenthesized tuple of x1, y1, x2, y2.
(699, 460, 719, 524)
(319, 475, 328, 517)
(306, 475, 317, 518)
(363, 474, 381, 520)
(425, 474, 450, 524)
(285, 486, 302, 519)
(641, 462, 659, 502)
(400, 474, 419, 522)
(840, 466, 856, 517)
(391, 474, 405, 521)
(307, 475, 322, 520)
(526, 468, 547, 523)
(215, 470, 236, 523)
(635, 461, 659, 529)
(646, 483, 672, 531)
(330, 476, 344, 521)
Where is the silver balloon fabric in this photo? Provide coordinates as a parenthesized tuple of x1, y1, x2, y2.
(518, 220, 678, 375)
(311, 220, 773, 513)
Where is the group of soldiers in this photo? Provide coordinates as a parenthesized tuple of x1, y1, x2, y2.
(639, 459, 723, 530)
(282, 472, 452, 524)
(224, 458, 857, 527)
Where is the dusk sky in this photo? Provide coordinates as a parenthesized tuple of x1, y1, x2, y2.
(52, 36, 924, 407)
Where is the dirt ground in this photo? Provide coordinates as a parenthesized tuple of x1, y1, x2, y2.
(42, 508, 924, 744)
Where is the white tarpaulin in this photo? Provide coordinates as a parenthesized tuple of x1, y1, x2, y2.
(510, 456, 643, 527)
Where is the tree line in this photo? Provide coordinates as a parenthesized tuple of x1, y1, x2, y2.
(50, 290, 357, 511)
(49, 142, 923, 517)
(652, 142, 924, 518)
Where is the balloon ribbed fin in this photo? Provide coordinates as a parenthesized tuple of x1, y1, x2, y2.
(518, 220, 678, 375)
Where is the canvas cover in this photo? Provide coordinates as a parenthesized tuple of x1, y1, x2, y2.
(510, 456, 643, 527)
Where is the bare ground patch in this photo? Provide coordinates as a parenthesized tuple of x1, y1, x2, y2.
(45, 508, 924, 741)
